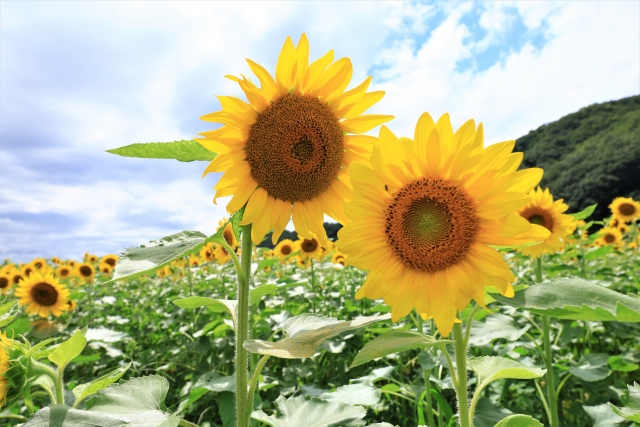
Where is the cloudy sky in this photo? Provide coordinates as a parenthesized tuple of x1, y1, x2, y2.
(1, 1, 638, 263)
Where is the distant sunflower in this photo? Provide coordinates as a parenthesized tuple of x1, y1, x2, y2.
(66, 300, 77, 312)
(30, 258, 47, 271)
(9, 271, 23, 287)
(56, 265, 72, 279)
(188, 255, 200, 268)
(337, 113, 549, 336)
(274, 239, 295, 259)
(517, 187, 574, 258)
(100, 254, 119, 268)
(0, 333, 11, 405)
(610, 197, 640, 222)
(298, 237, 322, 259)
(198, 34, 393, 245)
(597, 227, 622, 246)
(20, 265, 34, 278)
(68, 260, 77, 268)
(99, 264, 113, 275)
(76, 263, 95, 282)
(200, 243, 217, 263)
(295, 255, 311, 269)
(331, 251, 347, 266)
(214, 244, 231, 265)
(156, 266, 171, 279)
(0, 272, 11, 294)
(50, 256, 61, 264)
(218, 220, 239, 251)
(15, 271, 70, 317)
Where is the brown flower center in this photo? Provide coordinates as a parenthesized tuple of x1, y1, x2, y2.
(34, 261, 43, 269)
(59, 268, 70, 277)
(79, 265, 92, 277)
(30, 282, 58, 306)
(280, 245, 292, 255)
(604, 233, 616, 243)
(301, 238, 319, 254)
(618, 203, 636, 216)
(385, 177, 478, 273)
(520, 207, 554, 232)
(104, 257, 117, 267)
(223, 228, 235, 247)
(245, 94, 344, 202)
(12, 274, 23, 285)
(0, 277, 8, 289)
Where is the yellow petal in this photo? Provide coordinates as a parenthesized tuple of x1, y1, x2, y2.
(341, 114, 394, 134)
(240, 187, 268, 225)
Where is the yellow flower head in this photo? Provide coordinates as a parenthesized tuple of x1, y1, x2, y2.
(100, 254, 119, 268)
(337, 113, 549, 336)
(156, 265, 171, 279)
(200, 242, 217, 263)
(214, 243, 231, 266)
(198, 34, 393, 246)
(609, 197, 640, 222)
(14, 271, 70, 318)
(50, 256, 61, 264)
(0, 333, 12, 406)
(188, 254, 200, 268)
(597, 227, 622, 246)
(76, 262, 95, 282)
(274, 239, 295, 260)
(99, 263, 113, 276)
(55, 264, 73, 279)
(0, 271, 11, 295)
(517, 187, 574, 258)
(298, 237, 322, 259)
(29, 258, 48, 271)
(331, 251, 347, 267)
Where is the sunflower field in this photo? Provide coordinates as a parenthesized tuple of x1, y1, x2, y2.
(2, 34, 640, 427)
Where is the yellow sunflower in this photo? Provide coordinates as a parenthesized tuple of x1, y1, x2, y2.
(20, 265, 34, 278)
(331, 251, 347, 266)
(597, 227, 622, 246)
(295, 255, 311, 269)
(517, 187, 574, 258)
(14, 271, 70, 317)
(188, 254, 200, 268)
(100, 254, 119, 268)
(156, 265, 171, 278)
(298, 237, 322, 259)
(68, 260, 77, 268)
(76, 262, 95, 282)
(99, 264, 113, 276)
(197, 34, 393, 245)
(610, 197, 640, 222)
(0, 332, 11, 406)
(66, 300, 77, 312)
(8, 270, 23, 288)
(30, 258, 48, 271)
(51, 256, 61, 264)
(336, 113, 549, 336)
(214, 243, 231, 265)
(274, 239, 296, 260)
(200, 243, 217, 263)
(55, 264, 73, 279)
(0, 271, 11, 295)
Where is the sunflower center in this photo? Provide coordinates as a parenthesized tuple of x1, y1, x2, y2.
(79, 266, 92, 277)
(618, 203, 636, 216)
(245, 94, 344, 202)
(386, 177, 478, 273)
(0, 277, 8, 289)
(223, 229, 234, 246)
(104, 258, 116, 267)
(301, 238, 319, 253)
(30, 282, 58, 306)
(604, 233, 615, 243)
(520, 207, 554, 231)
(12, 274, 22, 285)
(281, 245, 292, 255)
(60, 268, 69, 277)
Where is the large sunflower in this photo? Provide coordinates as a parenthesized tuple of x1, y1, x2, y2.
(14, 271, 70, 318)
(336, 113, 549, 336)
(609, 197, 640, 222)
(517, 187, 573, 258)
(197, 34, 393, 245)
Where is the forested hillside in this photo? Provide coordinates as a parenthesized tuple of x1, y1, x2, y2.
(515, 95, 640, 219)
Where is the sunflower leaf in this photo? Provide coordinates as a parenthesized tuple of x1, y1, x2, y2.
(609, 382, 640, 422)
(249, 284, 278, 305)
(569, 203, 597, 220)
(490, 277, 640, 322)
(72, 363, 131, 406)
(0, 299, 19, 328)
(493, 414, 543, 427)
(251, 395, 367, 427)
(173, 297, 238, 328)
(48, 329, 87, 371)
(106, 140, 216, 162)
(467, 356, 545, 392)
(350, 330, 451, 368)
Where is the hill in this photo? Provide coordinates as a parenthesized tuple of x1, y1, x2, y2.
(515, 95, 640, 220)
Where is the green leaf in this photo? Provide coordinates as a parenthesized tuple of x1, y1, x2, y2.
(608, 356, 639, 372)
(251, 395, 367, 427)
(48, 329, 87, 370)
(219, 391, 236, 427)
(467, 314, 530, 347)
(319, 383, 381, 406)
(585, 245, 614, 260)
(230, 206, 246, 244)
(569, 203, 597, 220)
(108, 231, 208, 283)
(177, 388, 208, 414)
(473, 397, 513, 427)
(468, 356, 545, 394)
(350, 330, 451, 368)
(250, 284, 278, 305)
(258, 258, 280, 270)
(106, 140, 216, 162)
(490, 278, 640, 322)
(493, 414, 543, 427)
(0, 299, 19, 328)
(582, 403, 626, 426)
(173, 296, 238, 328)
(244, 313, 390, 359)
(609, 382, 640, 422)
(72, 363, 131, 406)
(570, 353, 612, 382)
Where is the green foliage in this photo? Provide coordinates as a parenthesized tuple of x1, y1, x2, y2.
(350, 330, 449, 368)
(493, 414, 543, 427)
(48, 329, 86, 370)
(0, 299, 19, 328)
(72, 363, 131, 407)
(106, 140, 216, 162)
(515, 95, 640, 219)
(467, 356, 546, 392)
(251, 395, 367, 427)
(609, 382, 640, 422)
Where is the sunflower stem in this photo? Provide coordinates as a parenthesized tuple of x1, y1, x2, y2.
(452, 322, 470, 427)
(310, 258, 316, 313)
(236, 224, 252, 427)
(536, 256, 560, 427)
(246, 355, 270, 426)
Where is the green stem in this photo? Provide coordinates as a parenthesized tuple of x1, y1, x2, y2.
(464, 304, 481, 348)
(311, 258, 316, 313)
(236, 224, 252, 427)
(452, 322, 470, 427)
(424, 369, 437, 427)
(179, 420, 200, 427)
(246, 355, 271, 426)
(534, 379, 552, 422)
(29, 358, 63, 404)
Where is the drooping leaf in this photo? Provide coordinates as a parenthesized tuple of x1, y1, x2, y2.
(85, 375, 171, 413)
(609, 382, 640, 422)
(490, 278, 640, 322)
(106, 140, 216, 162)
(569, 203, 597, 220)
(582, 403, 626, 426)
(467, 314, 530, 347)
(244, 313, 390, 359)
(73, 363, 131, 407)
(250, 284, 278, 305)
(48, 329, 87, 370)
(251, 395, 367, 427)
(350, 330, 450, 368)
(173, 297, 238, 328)
(108, 231, 209, 283)
(608, 356, 639, 372)
(468, 357, 545, 394)
(493, 414, 543, 426)
(0, 299, 19, 328)
(570, 353, 612, 382)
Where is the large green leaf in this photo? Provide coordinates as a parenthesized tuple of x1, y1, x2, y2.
(319, 383, 381, 406)
(73, 363, 131, 407)
(582, 403, 626, 426)
(490, 278, 640, 321)
(608, 356, 639, 372)
(467, 314, 530, 347)
(609, 382, 640, 422)
(250, 284, 278, 305)
(493, 414, 543, 427)
(251, 395, 367, 427)
(0, 299, 19, 328)
(48, 329, 86, 370)
(244, 313, 390, 359)
(473, 397, 513, 427)
(106, 140, 216, 162)
(350, 330, 451, 368)
(468, 357, 545, 394)
(173, 296, 238, 327)
(570, 353, 612, 382)
(569, 203, 597, 220)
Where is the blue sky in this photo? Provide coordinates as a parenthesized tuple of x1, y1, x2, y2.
(1, 1, 638, 262)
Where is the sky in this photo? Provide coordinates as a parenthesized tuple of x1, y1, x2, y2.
(1, 1, 639, 263)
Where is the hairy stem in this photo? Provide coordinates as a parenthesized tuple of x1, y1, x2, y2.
(236, 224, 252, 427)
(452, 322, 470, 427)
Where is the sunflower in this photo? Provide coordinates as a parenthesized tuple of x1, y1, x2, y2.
(336, 113, 549, 336)
(214, 244, 231, 265)
(20, 265, 34, 278)
(0, 272, 11, 295)
(55, 264, 73, 279)
(200, 243, 217, 263)
(14, 271, 70, 317)
(218, 219, 239, 250)
(188, 254, 200, 268)
(197, 34, 393, 245)
(156, 265, 171, 278)
(295, 255, 311, 269)
(68, 260, 77, 268)
(597, 227, 622, 246)
(50, 256, 61, 264)
(76, 262, 95, 282)
(0, 333, 12, 406)
(517, 187, 574, 258)
(66, 300, 77, 312)
(298, 237, 322, 259)
(99, 264, 113, 275)
(8, 271, 23, 288)
(610, 197, 640, 222)
(30, 258, 47, 271)
(274, 239, 295, 260)
(331, 251, 347, 266)
(100, 254, 119, 268)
